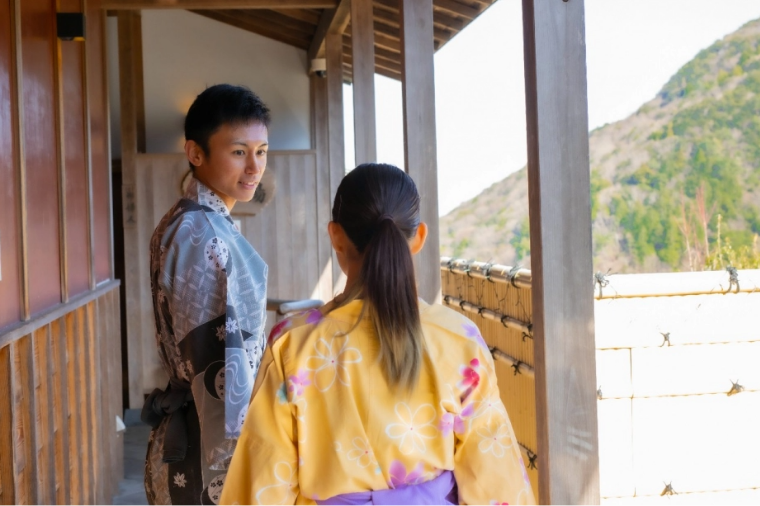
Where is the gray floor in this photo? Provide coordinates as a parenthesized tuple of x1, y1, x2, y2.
(113, 410, 150, 505)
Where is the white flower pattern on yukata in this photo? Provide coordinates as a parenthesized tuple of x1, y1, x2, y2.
(255, 462, 297, 505)
(173, 473, 187, 488)
(385, 403, 438, 455)
(346, 437, 378, 469)
(477, 423, 513, 457)
(305, 334, 362, 391)
(225, 318, 239, 335)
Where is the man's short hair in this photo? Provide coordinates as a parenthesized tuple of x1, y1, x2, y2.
(184, 84, 271, 166)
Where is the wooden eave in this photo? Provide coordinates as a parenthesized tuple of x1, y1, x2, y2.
(186, 0, 498, 82)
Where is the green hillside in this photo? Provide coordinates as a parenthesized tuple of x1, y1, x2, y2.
(441, 18, 760, 273)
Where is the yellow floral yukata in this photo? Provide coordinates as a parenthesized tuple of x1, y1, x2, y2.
(221, 299, 535, 505)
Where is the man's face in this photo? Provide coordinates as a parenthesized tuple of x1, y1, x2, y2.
(187, 121, 269, 210)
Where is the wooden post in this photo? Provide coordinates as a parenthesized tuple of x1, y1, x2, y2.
(325, 30, 346, 292)
(350, 0, 376, 163)
(399, 0, 440, 303)
(521, 0, 600, 503)
(118, 10, 146, 409)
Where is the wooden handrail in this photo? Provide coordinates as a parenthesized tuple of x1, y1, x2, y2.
(0, 279, 121, 348)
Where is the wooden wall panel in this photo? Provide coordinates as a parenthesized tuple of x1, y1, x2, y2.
(0, 0, 21, 328)
(10, 335, 37, 505)
(61, 16, 91, 297)
(0, 282, 121, 505)
(21, 0, 62, 314)
(0, 346, 15, 504)
(32, 326, 55, 504)
(87, 0, 114, 283)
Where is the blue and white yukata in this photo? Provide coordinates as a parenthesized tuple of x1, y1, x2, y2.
(144, 177, 268, 505)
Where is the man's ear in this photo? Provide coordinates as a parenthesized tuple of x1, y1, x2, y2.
(410, 222, 428, 255)
(185, 140, 204, 169)
(328, 221, 346, 255)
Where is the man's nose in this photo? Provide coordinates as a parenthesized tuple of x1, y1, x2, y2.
(247, 155, 263, 174)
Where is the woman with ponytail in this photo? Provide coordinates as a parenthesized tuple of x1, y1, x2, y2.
(222, 164, 534, 505)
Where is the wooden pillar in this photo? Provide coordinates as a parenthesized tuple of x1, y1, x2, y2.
(117, 10, 146, 409)
(350, 0, 376, 163)
(521, 0, 600, 503)
(399, 0, 440, 303)
(325, 30, 346, 292)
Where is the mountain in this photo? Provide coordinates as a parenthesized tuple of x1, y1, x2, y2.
(440, 18, 760, 273)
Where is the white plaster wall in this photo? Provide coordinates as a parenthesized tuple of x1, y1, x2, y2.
(109, 10, 311, 155)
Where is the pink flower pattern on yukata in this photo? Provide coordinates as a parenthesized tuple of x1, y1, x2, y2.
(439, 403, 475, 436)
(269, 319, 292, 343)
(305, 309, 322, 325)
(459, 358, 481, 402)
(388, 460, 425, 488)
(287, 369, 311, 398)
(463, 322, 488, 352)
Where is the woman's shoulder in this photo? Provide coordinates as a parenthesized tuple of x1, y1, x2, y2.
(419, 301, 493, 363)
(267, 308, 325, 346)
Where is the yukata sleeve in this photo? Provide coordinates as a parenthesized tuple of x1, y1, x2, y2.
(220, 341, 300, 505)
(453, 347, 536, 505)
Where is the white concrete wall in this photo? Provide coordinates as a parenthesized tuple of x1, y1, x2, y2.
(595, 270, 760, 504)
(108, 10, 311, 156)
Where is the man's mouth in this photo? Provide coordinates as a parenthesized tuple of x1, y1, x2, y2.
(239, 181, 259, 189)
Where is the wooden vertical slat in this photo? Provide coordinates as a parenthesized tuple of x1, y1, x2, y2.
(311, 75, 335, 302)
(65, 310, 84, 504)
(91, 297, 106, 504)
(110, 288, 125, 496)
(0, 346, 16, 505)
(78, 303, 94, 504)
(325, 30, 345, 292)
(10, 0, 29, 321)
(53, 9, 69, 305)
(399, 0, 441, 304)
(119, 10, 147, 410)
(522, 0, 600, 503)
(50, 317, 71, 505)
(10, 335, 37, 505)
(275, 158, 295, 298)
(81, 0, 98, 292)
(32, 326, 55, 504)
(350, 0, 376, 163)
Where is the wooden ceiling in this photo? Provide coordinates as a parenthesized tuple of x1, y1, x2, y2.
(191, 0, 499, 82)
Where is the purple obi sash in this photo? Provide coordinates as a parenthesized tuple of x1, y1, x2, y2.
(317, 470, 457, 505)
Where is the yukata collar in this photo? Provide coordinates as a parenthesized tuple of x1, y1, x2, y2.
(184, 177, 231, 217)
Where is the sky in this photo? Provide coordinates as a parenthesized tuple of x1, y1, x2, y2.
(343, 0, 760, 216)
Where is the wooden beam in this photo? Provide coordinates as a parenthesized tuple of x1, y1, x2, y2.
(400, 0, 440, 303)
(433, 0, 480, 20)
(521, 0, 599, 503)
(307, 0, 350, 61)
(350, 0, 376, 163)
(102, 0, 337, 9)
(372, 11, 451, 43)
(375, 0, 466, 32)
(193, 10, 312, 49)
(272, 7, 321, 24)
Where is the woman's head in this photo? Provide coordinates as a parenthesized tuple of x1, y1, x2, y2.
(329, 163, 427, 390)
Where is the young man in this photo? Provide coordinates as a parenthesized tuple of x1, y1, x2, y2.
(142, 84, 270, 505)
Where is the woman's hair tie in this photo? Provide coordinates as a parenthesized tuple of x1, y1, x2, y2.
(378, 213, 395, 224)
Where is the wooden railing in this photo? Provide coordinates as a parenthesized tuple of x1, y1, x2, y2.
(440, 258, 539, 501)
(0, 281, 123, 505)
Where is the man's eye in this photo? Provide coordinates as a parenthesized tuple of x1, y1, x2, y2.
(257, 150, 268, 156)
(233, 150, 245, 156)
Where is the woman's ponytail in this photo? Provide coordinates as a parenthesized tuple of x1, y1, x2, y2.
(361, 217, 423, 390)
(332, 163, 425, 390)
